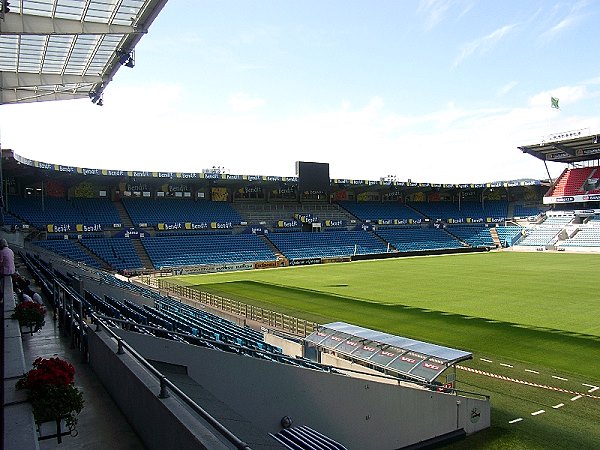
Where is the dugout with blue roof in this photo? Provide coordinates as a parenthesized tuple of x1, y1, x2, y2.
(305, 321, 472, 383)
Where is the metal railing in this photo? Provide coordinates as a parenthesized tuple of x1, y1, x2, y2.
(50, 276, 252, 450)
(148, 278, 318, 337)
(93, 316, 252, 450)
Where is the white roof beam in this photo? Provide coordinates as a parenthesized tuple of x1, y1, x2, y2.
(0, 14, 145, 36)
(1, 88, 90, 104)
(1, 72, 103, 88)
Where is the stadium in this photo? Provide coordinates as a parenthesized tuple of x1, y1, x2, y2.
(2, 2, 600, 450)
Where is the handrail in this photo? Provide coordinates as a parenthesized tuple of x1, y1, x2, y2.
(151, 278, 318, 337)
(92, 315, 336, 373)
(47, 273, 252, 450)
(90, 313, 252, 450)
(94, 317, 489, 401)
(135, 279, 490, 400)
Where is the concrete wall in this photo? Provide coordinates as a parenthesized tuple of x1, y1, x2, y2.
(0, 231, 25, 249)
(87, 330, 233, 450)
(265, 332, 303, 357)
(3, 275, 39, 450)
(115, 330, 490, 450)
(321, 353, 408, 386)
(79, 276, 155, 309)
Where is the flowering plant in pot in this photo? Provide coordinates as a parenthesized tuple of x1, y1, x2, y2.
(11, 301, 46, 333)
(16, 357, 84, 430)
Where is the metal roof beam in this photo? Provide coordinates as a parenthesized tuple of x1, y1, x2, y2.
(519, 146, 545, 161)
(0, 14, 145, 36)
(1, 88, 90, 104)
(552, 143, 576, 156)
(1, 72, 103, 88)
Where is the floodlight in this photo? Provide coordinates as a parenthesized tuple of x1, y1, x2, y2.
(89, 91, 103, 105)
(116, 49, 135, 68)
(116, 50, 129, 65)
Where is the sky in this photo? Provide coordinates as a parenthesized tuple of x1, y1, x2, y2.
(1, 0, 599, 184)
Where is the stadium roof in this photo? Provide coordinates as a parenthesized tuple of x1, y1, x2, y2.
(305, 322, 472, 383)
(519, 131, 600, 164)
(0, 0, 168, 105)
(2, 149, 546, 190)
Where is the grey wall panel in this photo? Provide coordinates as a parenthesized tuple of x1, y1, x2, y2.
(115, 329, 490, 450)
(87, 330, 233, 450)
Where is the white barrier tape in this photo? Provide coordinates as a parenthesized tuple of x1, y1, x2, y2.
(456, 365, 600, 400)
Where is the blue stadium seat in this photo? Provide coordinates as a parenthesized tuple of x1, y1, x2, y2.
(81, 237, 143, 271)
(446, 225, 494, 247)
(408, 200, 507, 221)
(337, 201, 424, 222)
(267, 230, 388, 260)
(375, 227, 463, 252)
(122, 198, 242, 227)
(33, 239, 102, 268)
(141, 234, 276, 269)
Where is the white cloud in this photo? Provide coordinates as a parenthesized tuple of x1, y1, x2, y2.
(528, 85, 587, 108)
(417, 0, 454, 30)
(2, 84, 599, 184)
(454, 24, 517, 67)
(228, 93, 266, 113)
(417, 0, 476, 30)
(498, 81, 518, 97)
(540, 0, 590, 41)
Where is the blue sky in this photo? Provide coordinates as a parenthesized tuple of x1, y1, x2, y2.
(1, 0, 599, 183)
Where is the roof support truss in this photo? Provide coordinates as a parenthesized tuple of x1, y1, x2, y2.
(1, 72, 103, 88)
(0, 14, 144, 36)
(551, 143, 576, 157)
(0, 0, 168, 105)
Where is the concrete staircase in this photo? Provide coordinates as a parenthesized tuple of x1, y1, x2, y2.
(132, 239, 154, 270)
(371, 231, 397, 251)
(77, 240, 110, 269)
(506, 203, 515, 218)
(112, 200, 153, 269)
(260, 235, 287, 264)
(489, 227, 502, 248)
(113, 200, 133, 228)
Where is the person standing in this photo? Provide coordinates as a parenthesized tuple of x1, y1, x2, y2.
(0, 238, 15, 296)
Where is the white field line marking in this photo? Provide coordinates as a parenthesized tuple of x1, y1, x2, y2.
(588, 387, 599, 393)
(456, 365, 600, 399)
(552, 376, 568, 381)
(500, 363, 513, 368)
(509, 418, 523, 424)
(525, 369, 539, 374)
(480, 358, 493, 363)
(531, 410, 545, 416)
(552, 403, 564, 409)
(582, 383, 597, 388)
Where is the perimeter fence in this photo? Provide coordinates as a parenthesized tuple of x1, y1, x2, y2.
(139, 276, 318, 337)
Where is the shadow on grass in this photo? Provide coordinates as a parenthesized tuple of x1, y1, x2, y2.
(190, 280, 600, 450)
(193, 280, 600, 379)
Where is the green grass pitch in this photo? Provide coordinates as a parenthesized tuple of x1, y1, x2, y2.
(170, 252, 600, 449)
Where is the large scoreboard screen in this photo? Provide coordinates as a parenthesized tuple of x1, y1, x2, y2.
(296, 161, 330, 193)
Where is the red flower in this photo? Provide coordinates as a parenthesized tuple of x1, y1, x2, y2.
(12, 301, 46, 332)
(17, 357, 75, 391)
(16, 357, 84, 428)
